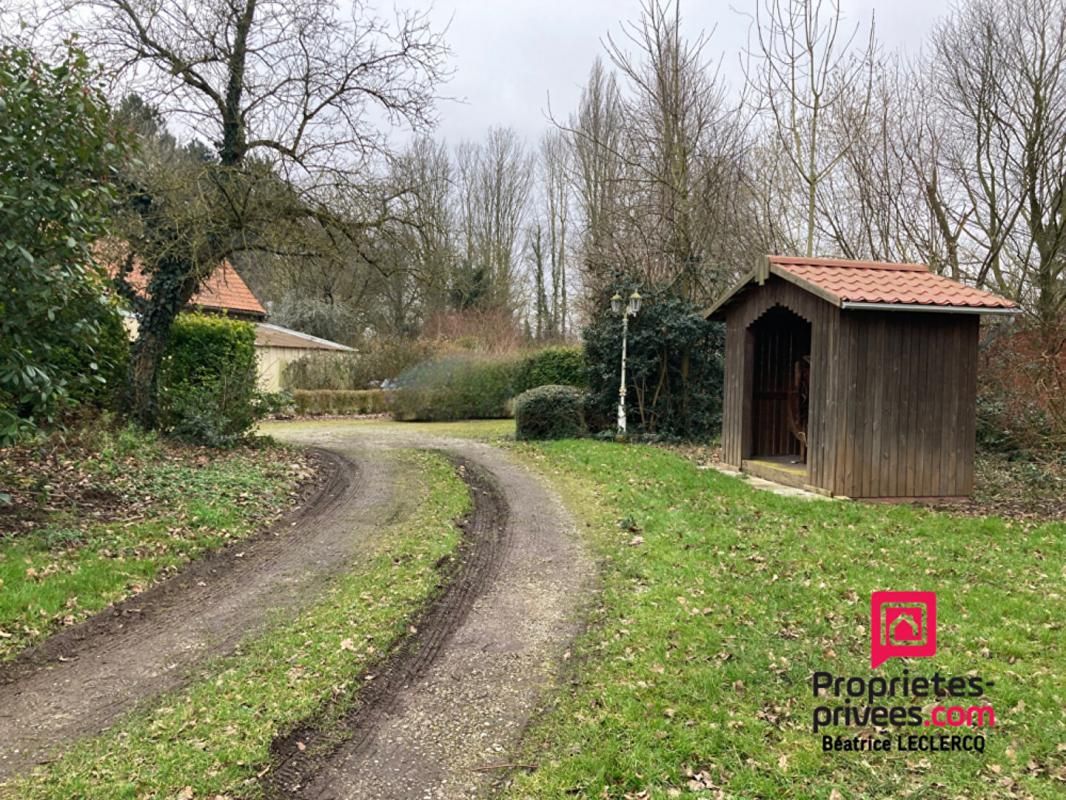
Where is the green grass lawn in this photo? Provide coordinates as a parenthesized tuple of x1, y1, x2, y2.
(0, 425, 311, 660)
(506, 440, 1065, 800)
(7, 449, 469, 800)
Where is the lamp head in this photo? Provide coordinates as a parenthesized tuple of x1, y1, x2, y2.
(628, 290, 642, 315)
(610, 292, 623, 315)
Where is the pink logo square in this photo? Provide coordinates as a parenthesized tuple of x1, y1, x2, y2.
(871, 591, 937, 668)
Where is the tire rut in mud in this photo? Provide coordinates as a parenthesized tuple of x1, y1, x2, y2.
(0, 446, 398, 781)
(264, 455, 510, 798)
(0, 448, 346, 689)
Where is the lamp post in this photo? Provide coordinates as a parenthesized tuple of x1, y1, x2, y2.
(611, 289, 642, 436)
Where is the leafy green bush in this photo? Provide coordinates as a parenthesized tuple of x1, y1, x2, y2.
(158, 314, 260, 446)
(390, 355, 520, 421)
(293, 389, 388, 416)
(0, 44, 127, 442)
(515, 385, 587, 440)
(256, 390, 295, 417)
(584, 289, 724, 441)
(282, 338, 439, 390)
(47, 296, 130, 412)
(514, 346, 586, 395)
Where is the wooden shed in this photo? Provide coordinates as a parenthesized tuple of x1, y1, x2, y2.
(706, 256, 1019, 500)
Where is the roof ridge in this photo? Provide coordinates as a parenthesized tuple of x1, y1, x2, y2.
(769, 255, 929, 272)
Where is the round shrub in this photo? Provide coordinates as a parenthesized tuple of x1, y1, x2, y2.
(515, 384, 587, 441)
(514, 346, 586, 395)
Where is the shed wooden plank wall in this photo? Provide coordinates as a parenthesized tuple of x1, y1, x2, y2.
(831, 311, 978, 498)
(720, 278, 979, 498)
(721, 278, 837, 489)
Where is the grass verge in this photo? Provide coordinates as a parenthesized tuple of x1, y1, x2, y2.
(0, 424, 312, 660)
(506, 440, 1064, 799)
(4, 449, 469, 800)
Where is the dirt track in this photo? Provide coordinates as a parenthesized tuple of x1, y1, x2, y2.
(266, 424, 595, 800)
(0, 423, 595, 799)
(0, 443, 399, 781)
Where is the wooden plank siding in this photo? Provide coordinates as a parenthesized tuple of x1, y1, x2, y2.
(719, 277, 980, 499)
(827, 310, 978, 498)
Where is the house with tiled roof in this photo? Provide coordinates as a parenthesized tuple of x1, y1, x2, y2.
(101, 244, 351, 391)
(706, 255, 1018, 500)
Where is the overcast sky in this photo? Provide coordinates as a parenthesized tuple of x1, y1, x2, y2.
(418, 0, 949, 144)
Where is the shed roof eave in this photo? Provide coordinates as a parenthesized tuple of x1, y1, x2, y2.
(839, 301, 1021, 315)
(768, 264, 843, 307)
(703, 270, 757, 319)
(253, 322, 354, 351)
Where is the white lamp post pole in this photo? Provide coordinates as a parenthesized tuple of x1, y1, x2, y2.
(618, 310, 629, 435)
(611, 290, 642, 437)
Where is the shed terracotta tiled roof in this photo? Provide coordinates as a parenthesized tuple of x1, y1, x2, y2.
(706, 255, 1019, 317)
(768, 256, 1018, 310)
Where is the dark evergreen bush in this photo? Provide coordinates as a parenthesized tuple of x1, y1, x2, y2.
(158, 313, 260, 446)
(37, 293, 130, 414)
(514, 346, 587, 394)
(584, 289, 724, 441)
(515, 384, 587, 440)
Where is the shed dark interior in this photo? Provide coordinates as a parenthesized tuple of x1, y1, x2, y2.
(750, 307, 811, 461)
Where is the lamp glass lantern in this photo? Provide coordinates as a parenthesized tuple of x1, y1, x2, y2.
(610, 292, 623, 315)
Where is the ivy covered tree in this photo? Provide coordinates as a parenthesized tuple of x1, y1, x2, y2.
(0, 43, 126, 442)
(43, 0, 450, 428)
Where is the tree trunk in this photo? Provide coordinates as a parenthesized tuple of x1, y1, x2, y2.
(125, 262, 203, 428)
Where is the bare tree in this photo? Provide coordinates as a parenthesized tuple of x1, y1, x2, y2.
(932, 0, 1066, 330)
(747, 0, 875, 256)
(38, 0, 448, 425)
(454, 128, 534, 313)
(603, 0, 749, 300)
(568, 57, 626, 303)
(392, 137, 458, 318)
(539, 130, 572, 337)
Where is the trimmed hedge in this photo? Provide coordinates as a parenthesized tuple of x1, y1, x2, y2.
(390, 355, 520, 421)
(158, 313, 260, 447)
(514, 346, 586, 395)
(282, 339, 439, 390)
(515, 384, 587, 440)
(293, 389, 388, 416)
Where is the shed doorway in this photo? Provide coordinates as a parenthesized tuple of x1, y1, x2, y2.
(748, 306, 812, 473)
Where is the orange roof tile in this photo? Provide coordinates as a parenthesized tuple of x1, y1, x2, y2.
(767, 255, 1017, 310)
(190, 264, 266, 317)
(100, 241, 266, 318)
